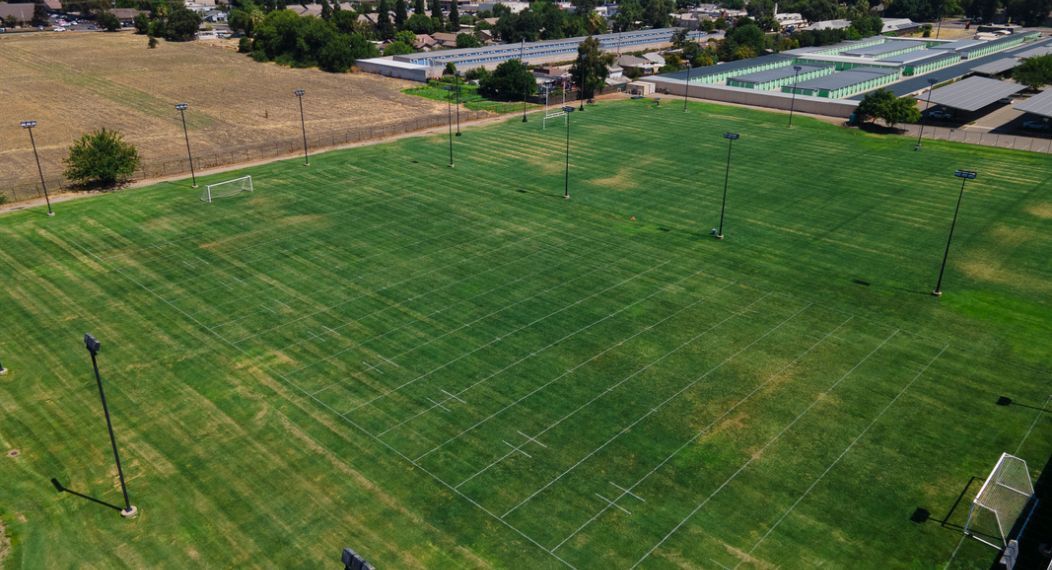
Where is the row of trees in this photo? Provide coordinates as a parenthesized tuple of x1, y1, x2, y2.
(131, 2, 202, 41)
(248, 9, 378, 71)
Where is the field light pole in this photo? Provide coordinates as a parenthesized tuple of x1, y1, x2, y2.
(21, 121, 54, 217)
(915, 78, 938, 151)
(932, 170, 976, 297)
(715, 132, 739, 240)
(175, 103, 197, 188)
(0, 354, 7, 375)
(562, 106, 576, 199)
(787, 65, 803, 128)
(454, 72, 462, 136)
(447, 86, 455, 168)
(682, 63, 693, 112)
(294, 89, 309, 166)
(520, 39, 529, 123)
(84, 333, 137, 519)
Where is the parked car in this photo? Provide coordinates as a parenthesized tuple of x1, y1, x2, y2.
(1022, 117, 1051, 131)
(927, 108, 954, 120)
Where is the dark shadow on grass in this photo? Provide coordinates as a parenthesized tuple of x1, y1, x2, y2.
(50, 477, 123, 512)
(936, 476, 982, 529)
(1008, 400, 1052, 413)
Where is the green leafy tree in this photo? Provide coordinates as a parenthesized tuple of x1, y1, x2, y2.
(32, 2, 48, 26)
(455, 31, 480, 47)
(148, 34, 159, 48)
(1014, 55, 1052, 89)
(641, 0, 673, 27)
(570, 36, 611, 102)
(64, 129, 141, 188)
(320, 0, 332, 20)
(1005, 0, 1052, 26)
(134, 12, 151, 33)
(429, 0, 442, 28)
(394, 29, 415, 43)
(331, 9, 358, 33)
(238, 35, 252, 51)
(384, 39, 415, 54)
(478, 58, 536, 100)
(613, 0, 642, 31)
(165, 7, 201, 41)
(394, 0, 407, 28)
(406, 11, 433, 32)
(448, 0, 459, 30)
(318, 33, 353, 71)
(377, 0, 395, 38)
(856, 88, 920, 128)
(414, 0, 425, 13)
(98, 11, 122, 31)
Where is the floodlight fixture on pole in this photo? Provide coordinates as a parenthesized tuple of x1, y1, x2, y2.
(454, 72, 462, 136)
(294, 89, 310, 166)
(446, 86, 455, 168)
(21, 120, 54, 217)
(83, 333, 137, 519)
(175, 103, 197, 188)
(787, 65, 803, 128)
(716, 132, 739, 240)
(915, 78, 938, 151)
(682, 63, 694, 112)
(562, 106, 575, 200)
(932, 170, 976, 297)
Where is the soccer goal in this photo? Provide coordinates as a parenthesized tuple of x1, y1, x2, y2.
(963, 452, 1036, 550)
(201, 175, 253, 203)
(542, 84, 568, 130)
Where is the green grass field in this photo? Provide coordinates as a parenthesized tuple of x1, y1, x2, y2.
(1, 98, 1049, 569)
(403, 79, 542, 114)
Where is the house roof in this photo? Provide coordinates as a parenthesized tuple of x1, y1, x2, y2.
(617, 55, 652, 67)
(641, 52, 665, 64)
(0, 2, 36, 21)
(109, 8, 141, 18)
(432, 32, 458, 42)
(41, 0, 61, 11)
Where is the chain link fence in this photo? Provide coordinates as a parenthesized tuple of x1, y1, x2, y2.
(906, 124, 1052, 154)
(3, 109, 490, 204)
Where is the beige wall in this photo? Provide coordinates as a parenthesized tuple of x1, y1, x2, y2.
(644, 77, 860, 118)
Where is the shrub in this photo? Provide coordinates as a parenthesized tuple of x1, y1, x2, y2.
(64, 129, 140, 189)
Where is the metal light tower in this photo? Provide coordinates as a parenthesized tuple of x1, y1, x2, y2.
(716, 132, 740, 240)
(20, 121, 54, 217)
(454, 71, 462, 136)
(83, 333, 137, 518)
(682, 63, 693, 112)
(932, 170, 976, 297)
(447, 86, 455, 168)
(562, 106, 576, 199)
(294, 89, 310, 166)
(915, 78, 938, 151)
(787, 65, 803, 128)
(521, 39, 528, 123)
(175, 103, 197, 188)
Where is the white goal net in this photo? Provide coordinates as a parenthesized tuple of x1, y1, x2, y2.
(202, 175, 253, 203)
(964, 452, 1035, 549)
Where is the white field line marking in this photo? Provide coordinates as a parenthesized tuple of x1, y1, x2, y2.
(291, 250, 605, 397)
(519, 431, 547, 448)
(440, 389, 466, 404)
(380, 267, 723, 437)
(551, 316, 854, 552)
(426, 397, 450, 412)
(628, 329, 902, 569)
(230, 234, 537, 345)
(609, 482, 645, 503)
(1014, 394, 1051, 455)
(595, 493, 631, 515)
(285, 243, 576, 378)
(74, 243, 576, 569)
(414, 281, 743, 462)
(733, 344, 948, 568)
(309, 385, 335, 397)
(502, 298, 803, 520)
(345, 259, 674, 416)
(504, 440, 532, 459)
(943, 535, 967, 569)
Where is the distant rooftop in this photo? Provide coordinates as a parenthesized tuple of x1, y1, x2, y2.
(795, 67, 897, 90)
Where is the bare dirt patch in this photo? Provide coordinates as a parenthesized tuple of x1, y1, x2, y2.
(0, 518, 9, 568)
(1026, 203, 1052, 219)
(5, 449, 18, 458)
(0, 32, 446, 200)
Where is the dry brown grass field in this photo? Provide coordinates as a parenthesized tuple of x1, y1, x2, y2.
(0, 31, 448, 199)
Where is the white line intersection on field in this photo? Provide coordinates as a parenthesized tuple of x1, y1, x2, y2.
(594, 493, 631, 516)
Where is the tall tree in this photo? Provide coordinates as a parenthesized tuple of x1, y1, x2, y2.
(377, 0, 395, 38)
(414, 0, 425, 14)
(570, 36, 611, 103)
(394, 0, 407, 28)
(429, 0, 443, 28)
(448, 0, 459, 31)
(1005, 0, 1052, 25)
(320, 0, 332, 20)
(1014, 55, 1052, 89)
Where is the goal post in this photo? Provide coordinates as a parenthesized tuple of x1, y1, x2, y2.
(964, 452, 1036, 550)
(202, 175, 253, 203)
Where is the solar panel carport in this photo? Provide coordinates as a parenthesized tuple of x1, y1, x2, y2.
(923, 76, 1025, 111)
(1014, 89, 1052, 118)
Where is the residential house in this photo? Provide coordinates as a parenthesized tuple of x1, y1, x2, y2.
(0, 2, 35, 24)
(109, 7, 141, 24)
(617, 54, 662, 75)
(432, 31, 459, 48)
(413, 33, 438, 50)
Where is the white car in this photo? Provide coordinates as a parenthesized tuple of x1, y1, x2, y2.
(53, 26, 67, 32)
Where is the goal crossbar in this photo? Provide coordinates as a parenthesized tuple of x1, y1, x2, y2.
(964, 452, 1035, 551)
(202, 175, 253, 203)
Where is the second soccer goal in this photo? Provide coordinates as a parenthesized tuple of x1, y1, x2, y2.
(202, 175, 253, 203)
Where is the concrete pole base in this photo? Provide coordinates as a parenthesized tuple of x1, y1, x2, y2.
(564, 194, 570, 200)
(47, 211, 56, 217)
(715, 234, 725, 240)
(0, 368, 7, 375)
(931, 289, 943, 297)
(121, 505, 139, 519)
